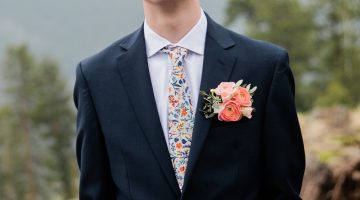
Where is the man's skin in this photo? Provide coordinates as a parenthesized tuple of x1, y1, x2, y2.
(143, 0, 202, 43)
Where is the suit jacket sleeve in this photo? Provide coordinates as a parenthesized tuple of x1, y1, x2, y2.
(73, 63, 116, 199)
(262, 50, 305, 200)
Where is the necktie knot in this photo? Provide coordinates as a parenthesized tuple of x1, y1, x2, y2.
(161, 46, 188, 66)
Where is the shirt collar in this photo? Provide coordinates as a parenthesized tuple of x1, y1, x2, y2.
(144, 9, 207, 58)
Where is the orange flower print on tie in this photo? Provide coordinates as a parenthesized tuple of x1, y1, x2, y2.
(161, 46, 194, 191)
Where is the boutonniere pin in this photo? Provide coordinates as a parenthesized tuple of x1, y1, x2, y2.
(200, 80, 257, 122)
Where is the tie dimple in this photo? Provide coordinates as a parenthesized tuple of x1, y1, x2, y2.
(161, 46, 194, 191)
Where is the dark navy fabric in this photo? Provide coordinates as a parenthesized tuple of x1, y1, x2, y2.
(73, 14, 305, 200)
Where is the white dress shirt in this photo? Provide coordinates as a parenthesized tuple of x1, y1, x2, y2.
(144, 9, 207, 150)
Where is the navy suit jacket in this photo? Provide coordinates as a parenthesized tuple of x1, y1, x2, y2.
(73, 14, 305, 200)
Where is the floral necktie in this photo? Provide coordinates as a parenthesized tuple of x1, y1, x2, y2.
(161, 46, 195, 191)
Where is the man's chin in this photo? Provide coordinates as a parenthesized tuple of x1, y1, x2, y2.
(144, 0, 184, 4)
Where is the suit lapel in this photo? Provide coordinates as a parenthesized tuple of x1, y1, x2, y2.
(181, 15, 237, 194)
(116, 28, 181, 197)
(115, 14, 237, 196)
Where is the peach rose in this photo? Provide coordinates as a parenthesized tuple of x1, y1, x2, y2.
(233, 87, 252, 107)
(218, 100, 242, 121)
(241, 107, 254, 119)
(214, 82, 236, 102)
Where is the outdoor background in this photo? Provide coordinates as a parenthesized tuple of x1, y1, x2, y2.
(0, 0, 359, 199)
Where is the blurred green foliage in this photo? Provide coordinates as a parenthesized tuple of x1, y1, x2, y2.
(226, 0, 360, 111)
(0, 45, 77, 199)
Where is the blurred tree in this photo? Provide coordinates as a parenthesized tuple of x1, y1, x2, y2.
(314, 0, 360, 107)
(225, 0, 319, 111)
(225, 0, 360, 110)
(315, 80, 352, 107)
(0, 106, 28, 199)
(30, 57, 76, 199)
(1, 45, 38, 200)
(0, 45, 76, 199)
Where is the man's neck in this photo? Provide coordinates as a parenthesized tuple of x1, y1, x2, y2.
(143, 0, 201, 44)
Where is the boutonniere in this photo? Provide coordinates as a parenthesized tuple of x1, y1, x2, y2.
(200, 80, 257, 122)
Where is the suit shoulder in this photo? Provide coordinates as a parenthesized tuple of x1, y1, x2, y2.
(227, 29, 287, 58)
(78, 28, 140, 74)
